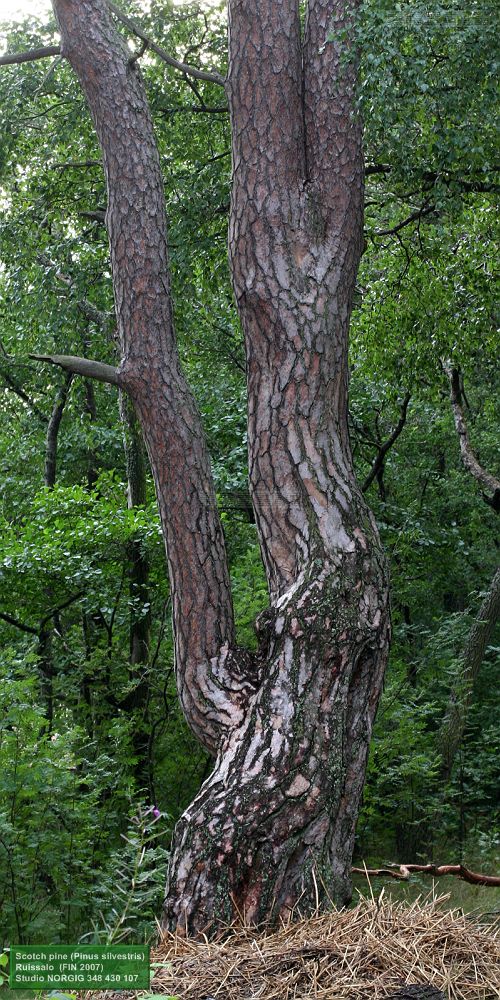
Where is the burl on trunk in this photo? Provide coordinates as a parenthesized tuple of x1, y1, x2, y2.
(53, 0, 390, 934)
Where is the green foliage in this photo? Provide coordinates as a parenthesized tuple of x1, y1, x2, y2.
(85, 804, 170, 944)
(358, 0, 499, 192)
(0, 670, 132, 943)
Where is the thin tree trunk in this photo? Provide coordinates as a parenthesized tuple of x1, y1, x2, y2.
(444, 364, 500, 511)
(53, 0, 255, 754)
(440, 566, 500, 781)
(42, 374, 72, 725)
(53, 0, 390, 933)
(44, 372, 72, 488)
(83, 378, 99, 490)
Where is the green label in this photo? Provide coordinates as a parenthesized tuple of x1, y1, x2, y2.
(9, 946, 150, 990)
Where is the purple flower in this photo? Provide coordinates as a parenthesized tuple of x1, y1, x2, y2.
(152, 806, 161, 819)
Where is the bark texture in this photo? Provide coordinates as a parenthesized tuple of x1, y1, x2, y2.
(52, 0, 390, 933)
(165, 0, 390, 931)
(53, 0, 255, 760)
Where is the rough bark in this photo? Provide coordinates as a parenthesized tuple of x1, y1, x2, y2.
(52, 0, 390, 933)
(439, 566, 500, 781)
(165, 0, 389, 931)
(53, 0, 256, 760)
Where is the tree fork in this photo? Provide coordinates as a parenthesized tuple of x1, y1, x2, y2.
(49, 0, 391, 933)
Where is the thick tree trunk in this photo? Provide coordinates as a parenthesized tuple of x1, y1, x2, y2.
(165, 0, 389, 933)
(53, 0, 390, 934)
(53, 0, 255, 760)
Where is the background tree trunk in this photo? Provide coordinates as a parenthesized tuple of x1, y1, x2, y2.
(439, 566, 500, 780)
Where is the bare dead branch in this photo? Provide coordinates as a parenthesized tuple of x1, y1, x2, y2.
(0, 45, 61, 67)
(80, 209, 106, 225)
(155, 104, 228, 116)
(52, 159, 101, 170)
(444, 364, 500, 510)
(353, 863, 500, 886)
(107, 1, 226, 88)
(30, 353, 121, 386)
(365, 163, 391, 176)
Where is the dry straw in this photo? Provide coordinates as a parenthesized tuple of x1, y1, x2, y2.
(141, 892, 499, 1000)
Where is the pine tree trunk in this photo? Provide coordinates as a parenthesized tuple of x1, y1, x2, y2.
(53, 0, 390, 934)
(164, 0, 390, 932)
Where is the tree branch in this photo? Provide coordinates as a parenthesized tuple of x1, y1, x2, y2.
(0, 45, 61, 67)
(52, 159, 101, 170)
(54, 0, 251, 755)
(444, 364, 500, 510)
(79, 209, 106, 225)
(0, 369, 48, 424)
(352, 862, 500, 887)
(106, 1, 226, 88)
(40, 590, 85, 630)
(30, 353, 121, 387)
(0, 612, 39, 636)
(362, 393, 411, 494)
(375, 202, 435, 237)
(155, 104, 228, 116)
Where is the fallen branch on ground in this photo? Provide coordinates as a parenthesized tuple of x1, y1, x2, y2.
(352, 862, 500, 886)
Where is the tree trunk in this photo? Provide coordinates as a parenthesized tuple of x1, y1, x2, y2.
(165, 0, 389, 932)
(44, 372, 72, 488)
(53, 0, 390, 934)
(440, 566, 500, 781)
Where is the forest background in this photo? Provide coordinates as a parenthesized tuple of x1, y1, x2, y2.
(0, 0, 498, 946)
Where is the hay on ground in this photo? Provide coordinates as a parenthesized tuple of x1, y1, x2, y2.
(148, 894, 499, 1000)
(88, 893, 499, 1000)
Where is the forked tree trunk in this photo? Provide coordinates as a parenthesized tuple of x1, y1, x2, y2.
(53, 0, 390, 933)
